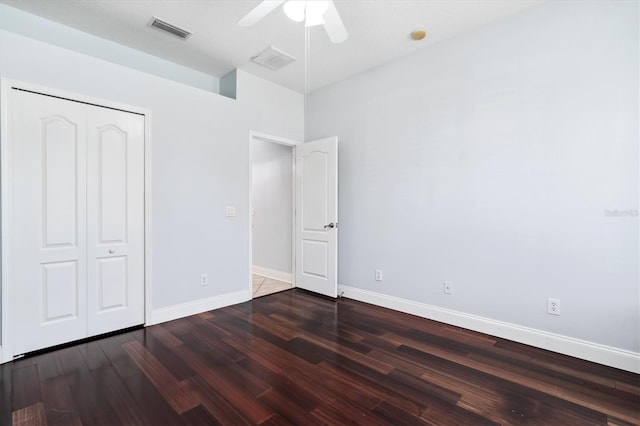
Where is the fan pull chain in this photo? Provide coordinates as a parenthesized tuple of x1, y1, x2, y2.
(304, 24, 310, 112)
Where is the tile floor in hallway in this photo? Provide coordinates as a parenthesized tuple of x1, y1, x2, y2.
(252, 274, 293, 298)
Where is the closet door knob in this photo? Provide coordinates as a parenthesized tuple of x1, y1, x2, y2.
(109, 249, 115, 254)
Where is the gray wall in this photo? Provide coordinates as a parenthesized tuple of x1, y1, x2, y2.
(0, 10, 303, 316)
(252, 140, 293, 275)
(1, 27, 247, 310)
(306, 0, 639, 352)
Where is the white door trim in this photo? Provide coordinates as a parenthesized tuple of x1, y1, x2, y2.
(248, 131, 301, 298)
(0, 79, 153, 363)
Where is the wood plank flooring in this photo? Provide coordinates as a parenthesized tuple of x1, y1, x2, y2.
(2, 289, 639, 425)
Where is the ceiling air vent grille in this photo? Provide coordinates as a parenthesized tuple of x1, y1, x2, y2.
(149, 17, 192, 40)
(251, 46, 296, 71)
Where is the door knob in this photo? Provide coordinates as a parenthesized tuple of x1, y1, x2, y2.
(324, 222, 336, 229)
(109, 249, 115, 254)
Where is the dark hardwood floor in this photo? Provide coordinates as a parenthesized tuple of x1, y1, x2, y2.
(2, 289, 639, 425)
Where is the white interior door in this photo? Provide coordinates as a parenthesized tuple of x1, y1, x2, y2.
(11, 90, 89, 354)
(295, 137, 338, 297)
(86, 106, 145, 336)
(10, 88, 145, 355)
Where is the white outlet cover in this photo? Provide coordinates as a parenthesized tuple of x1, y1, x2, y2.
(547, 298, 561, 315)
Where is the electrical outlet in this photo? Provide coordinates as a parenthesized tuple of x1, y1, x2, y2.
(375, 269, 383, 281)
(200, 273, 208, 286)
(443, 281, 453, 294)
(547, 298, 560, 315)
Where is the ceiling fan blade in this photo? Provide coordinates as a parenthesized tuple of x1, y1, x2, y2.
(237, 0, 285, 27)
(322, 0, 348, 43)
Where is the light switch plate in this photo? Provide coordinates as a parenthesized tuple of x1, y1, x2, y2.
(225, 206, 236, 217)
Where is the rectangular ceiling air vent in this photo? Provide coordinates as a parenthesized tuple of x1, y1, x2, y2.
(251, 46, 296, 71)
(149, 17, 192, 40)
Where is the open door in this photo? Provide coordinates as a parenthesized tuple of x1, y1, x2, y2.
(295, 137, 338, 297)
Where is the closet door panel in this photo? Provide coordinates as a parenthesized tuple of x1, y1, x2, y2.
(11, 90, 88, 355)
(97, 127, 127, 243)
(43, 118, 79, 246)
(96, 257, 128, 310)
(42, 261, 79, 321)
(87, 107, 145, 336)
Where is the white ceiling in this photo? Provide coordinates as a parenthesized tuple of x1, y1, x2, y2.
(0, 0, 544, 93)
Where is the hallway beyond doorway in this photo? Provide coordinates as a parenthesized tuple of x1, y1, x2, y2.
(252, 274, 293, 298)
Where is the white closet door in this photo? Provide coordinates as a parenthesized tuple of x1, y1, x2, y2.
(11, 90, 89, 355)
(86, 107, 145, 335)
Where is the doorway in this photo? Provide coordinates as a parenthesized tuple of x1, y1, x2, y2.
(248, 132, 339, 300)
(249, 133, 298, 298)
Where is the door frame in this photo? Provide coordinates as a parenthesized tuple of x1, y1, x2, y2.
(0, 79, 153, 363)
(248, 131, 301, 298)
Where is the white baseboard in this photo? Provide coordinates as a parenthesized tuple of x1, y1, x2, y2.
(148, 290, 251, 325)
(253, 266, 292, 284)
(338, 285, 640, 374)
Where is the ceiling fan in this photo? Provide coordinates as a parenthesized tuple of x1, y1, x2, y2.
(237, 0, 348, 44)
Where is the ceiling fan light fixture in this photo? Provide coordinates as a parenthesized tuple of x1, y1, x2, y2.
(284, 0, 329, 26)
(305, 1, 330, 18)
(304, 14, 325, 27)
(284, 1, 305, 22)
(238, 0, 348, 44)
